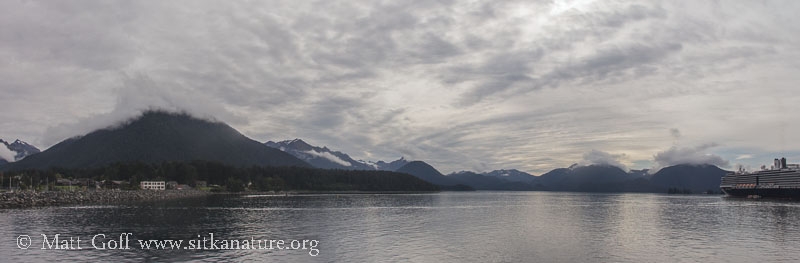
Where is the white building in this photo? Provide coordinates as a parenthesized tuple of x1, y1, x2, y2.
(140, 181, 165, 190)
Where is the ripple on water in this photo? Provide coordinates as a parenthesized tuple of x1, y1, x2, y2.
(2, 192, 800, 262)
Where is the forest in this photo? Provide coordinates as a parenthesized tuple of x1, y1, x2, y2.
(0, 161, 440, 192)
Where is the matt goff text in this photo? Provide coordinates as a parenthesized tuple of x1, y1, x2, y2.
(16, 233, 320, 256)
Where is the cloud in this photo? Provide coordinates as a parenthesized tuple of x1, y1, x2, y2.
(582, 150, 628, 170)
(0, 145, 16, 162)
(305, 150, 351, 167)
(41, 73, 247, 146)
(0, 1, 140, 70)
(2, 1, 800, 175)
(453, 3, 678, 106)
(670, 128, 681, 139)
(652, 143, 730, 172)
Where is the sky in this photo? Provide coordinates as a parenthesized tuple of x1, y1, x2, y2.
(2, 0, 800, 174)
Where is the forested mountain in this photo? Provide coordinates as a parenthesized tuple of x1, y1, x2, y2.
(649, 164, 728, 193)
(3, 111, 309, 171)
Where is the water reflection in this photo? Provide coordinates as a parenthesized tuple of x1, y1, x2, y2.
(2, 192, 800, 262)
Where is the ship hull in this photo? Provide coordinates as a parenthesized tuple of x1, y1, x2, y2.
(721, 187, 800, 199)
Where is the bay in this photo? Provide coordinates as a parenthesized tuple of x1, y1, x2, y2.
(2, 192, 800, 262)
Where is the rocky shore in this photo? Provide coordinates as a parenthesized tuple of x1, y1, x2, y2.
(0, 190, 209, 208)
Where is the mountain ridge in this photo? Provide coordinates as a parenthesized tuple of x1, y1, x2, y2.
(264, 138, 731, 193)
(265, 139, 408, 171)
(3, 111, 309, 171)
(1, 139, 40, 160)
(1, 111, 733, 194)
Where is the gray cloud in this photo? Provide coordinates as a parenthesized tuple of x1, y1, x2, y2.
(652, 143, 730, 172)
(41, 73, 247, 146)
(447, 2, 682, 106)
(0, 145, 15, 162)
(2, 0, 800, 174)
(583, 150, 628, 171)
(670, 128, 681, 140)
(0, 1, 140, 70)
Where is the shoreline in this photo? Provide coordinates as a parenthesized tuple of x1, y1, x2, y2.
(229, 190, 440, 196)
(0, 189, 210, 209)
(0, 189, 442, 209)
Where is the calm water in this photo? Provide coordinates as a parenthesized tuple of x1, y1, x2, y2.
(2, 192, 800, 262)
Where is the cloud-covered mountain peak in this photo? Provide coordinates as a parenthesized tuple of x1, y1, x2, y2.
(265, 139, 407, 171)
(0, 138, 41, 162)
(286, 139, 313, 151)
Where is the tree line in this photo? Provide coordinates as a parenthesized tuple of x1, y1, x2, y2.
(0, 161, 439, 192)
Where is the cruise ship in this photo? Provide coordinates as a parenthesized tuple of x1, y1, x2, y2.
(720, 157, 800, 198)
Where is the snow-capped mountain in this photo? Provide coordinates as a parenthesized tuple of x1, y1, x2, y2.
(0, 139, 41, 163)
(482, 169, 536, 183)
(445, 170, 538, 190)
(265, 139, 408, 171)
(362, 157, 410, 171)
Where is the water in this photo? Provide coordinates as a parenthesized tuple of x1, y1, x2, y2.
(2, 192, 800, 262)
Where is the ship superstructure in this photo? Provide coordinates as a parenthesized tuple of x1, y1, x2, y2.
(721, 157, 800, 198)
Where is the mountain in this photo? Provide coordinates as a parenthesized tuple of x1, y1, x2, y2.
(448, 171, 538, 190)
(265, 139, 375, 170)
(538, 165, 639, 192)
(3, 111, 309, 171)
(534, 163, 728, 193)
(367, 158, 410, 171)
(627, 169, 651, 179)
(264, 138, 537, 190)
(482, 169, 536, 183)
(649, 164, 729, 193)
(265, 139, 408, 171)
(395, 161, 462, 186)
(0, 139, 41, 162)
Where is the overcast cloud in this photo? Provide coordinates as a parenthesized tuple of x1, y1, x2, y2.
(0, 144, 15, 162)
(582, 149, 627, 171)
(2, 0, 800, 174)
(652, 143, 730, 173)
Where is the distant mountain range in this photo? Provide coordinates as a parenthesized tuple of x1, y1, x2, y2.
(537, 164, 646, 192)
(1, 110, 732, 194)
(265, 137, 730, 193)
(396, 160, 726, 193)
(649, 164, 728, 193)
(265, 139, 408, 171)
(448, 171, 538, 191)
(395, 161, 457, 186)
(2, 111, 309, 171)
(0, 139, 40, 165)
(480, 169, 537, 183)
